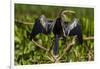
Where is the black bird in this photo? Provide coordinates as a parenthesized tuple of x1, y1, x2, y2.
(28, 10, 83, 56)
(53, 10, 82, 55)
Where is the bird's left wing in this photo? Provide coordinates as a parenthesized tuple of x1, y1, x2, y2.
(64, 18, 83, 44)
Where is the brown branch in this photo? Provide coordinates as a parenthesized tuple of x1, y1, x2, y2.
(32, 39, 49, 51)
(57, 36, 76, 61)
(32, 36, 93, 62)
(32, 39, 56, 62)
(83, 36, 94, 40)
(15, 19, 33, 25)
(57, 36, 94, 61)
(46, 55, 54, 62)
(50, 52, 59, 63)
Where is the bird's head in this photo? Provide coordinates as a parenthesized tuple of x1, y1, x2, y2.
(60, 10, 76, 23)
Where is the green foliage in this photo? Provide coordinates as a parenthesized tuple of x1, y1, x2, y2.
(14, 3, 94, 65)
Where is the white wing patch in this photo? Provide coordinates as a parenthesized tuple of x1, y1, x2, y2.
(40, 15, 46, 28)
(69, 18, 78, 30)
(65, 18, 78, 36)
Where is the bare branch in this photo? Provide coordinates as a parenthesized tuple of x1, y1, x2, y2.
(46, 55, 54, 62)
(57, 36, 76, 60)
(15, 19, 33, 25)
(83, 36, 94, 40)
(32, 39, 49, 51)
(32, 39, 56, 62)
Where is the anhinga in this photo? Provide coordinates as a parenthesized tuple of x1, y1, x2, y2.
(53, 10, 82, 55)
(28, 10, 83, 56)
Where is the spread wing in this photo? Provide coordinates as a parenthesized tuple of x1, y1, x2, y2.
(28, 15, 54, 40)
(64, 18, 83, 44)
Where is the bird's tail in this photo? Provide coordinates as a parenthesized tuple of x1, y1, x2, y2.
(53, 35, 59, 56)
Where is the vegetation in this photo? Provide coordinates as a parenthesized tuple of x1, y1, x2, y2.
(14, 3, 94, 65)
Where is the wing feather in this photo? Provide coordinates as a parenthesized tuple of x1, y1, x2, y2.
(64, 18, 83, 44)
(28, 15, 53, 40)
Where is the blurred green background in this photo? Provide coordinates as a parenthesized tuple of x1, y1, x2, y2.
(14, 3, 94, 65)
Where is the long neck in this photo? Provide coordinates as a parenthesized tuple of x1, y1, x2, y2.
(53, 17, 62, 35)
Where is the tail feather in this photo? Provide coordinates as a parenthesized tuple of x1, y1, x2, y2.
(53, 35, 59, 55)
